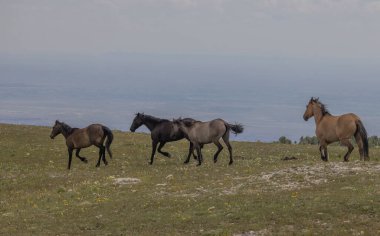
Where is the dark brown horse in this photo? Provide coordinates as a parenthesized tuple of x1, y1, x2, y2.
(303, 97, 369, 162)
(50, 120, 113, 169)
(173, 118, 244, 166)
(130, 113, 199, 165)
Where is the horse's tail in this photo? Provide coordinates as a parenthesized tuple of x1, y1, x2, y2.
(226, 122, 244, 135)
(102, 126, 114, 159)
(355, 120, 369, 160)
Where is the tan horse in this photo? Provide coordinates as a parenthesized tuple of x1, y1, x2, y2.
(50, 120, 113, 169)
(303, 98, 369, 162)
(173, 118, 243, 166)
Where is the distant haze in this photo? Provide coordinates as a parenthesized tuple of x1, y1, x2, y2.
(1, 1, 380, 141)
(1, 53, 380, 142)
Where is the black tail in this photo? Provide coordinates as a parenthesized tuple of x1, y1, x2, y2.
(356, 120, 369, 160)
(227, 123, 244, 135)
(102, 126, 114, 159)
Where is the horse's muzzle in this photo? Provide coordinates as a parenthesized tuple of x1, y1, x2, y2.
(303, 116, 309, 121)
(50, 135, 54, 139)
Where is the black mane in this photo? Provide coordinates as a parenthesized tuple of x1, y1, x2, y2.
(143, 114, 170, 124)
(311, 97, 331, 116)
(60, 122, 76, 135)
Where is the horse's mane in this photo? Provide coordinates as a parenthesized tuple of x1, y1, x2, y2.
(60, 122, 77, 135)
(311, 97, 331, 116)
(181, 118, 199, 127)
(142, 114, 170, 124)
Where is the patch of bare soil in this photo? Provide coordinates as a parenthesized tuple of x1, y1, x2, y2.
(254, 162, 380, 191)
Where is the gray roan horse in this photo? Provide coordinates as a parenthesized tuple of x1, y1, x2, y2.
(173, 118, 244, 166)
(130, 113, 200, 165)
(50, 120, 114, 169)
(303, 97, 369, 161)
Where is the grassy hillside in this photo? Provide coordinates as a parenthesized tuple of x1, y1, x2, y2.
(0, 123, 379, 235)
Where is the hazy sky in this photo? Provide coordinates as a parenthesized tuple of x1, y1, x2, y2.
(2, 0, 380, 58)
(2, 1, 380, 141)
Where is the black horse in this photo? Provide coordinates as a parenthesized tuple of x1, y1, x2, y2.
(130, 113, 200, 165)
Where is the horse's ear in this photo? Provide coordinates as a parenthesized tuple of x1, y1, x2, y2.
(310, 97, 318, 103)
(55, 120, 59, 124)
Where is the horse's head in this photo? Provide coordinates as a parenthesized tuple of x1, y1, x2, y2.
(130, 113, 144, 132)
(303, 97, 319, 121)
(50, 120, 63, 139)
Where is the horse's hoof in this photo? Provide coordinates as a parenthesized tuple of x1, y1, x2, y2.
(149, 162, 153, 165)
(213, 159, 217, 163)
(229, 161, 233, 165)
(83, 159, 88, 163)
(166, 154, 171, 158)
(104, 162, 108, 166)
(95, 164, 100, 167)
(184, 161, 189, 164)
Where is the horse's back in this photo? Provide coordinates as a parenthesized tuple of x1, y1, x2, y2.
(336, 113, 360, 138)
(69, 128, 91, 148)
(191, 119, 226, 143)
(209, 119, 227, 131)
(152, 121, 184, 141)
(86, 124, 106, 144)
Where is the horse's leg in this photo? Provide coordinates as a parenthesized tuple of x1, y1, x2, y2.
(184, 142, 194, 164)
(319, 141, 328, 162)
(75, 149, 88, 163)
(101, 145, 108, 166)
(222, 132, 234, 165)
(67, 147, 73, 170)
(96, 145, 105, 167)
(195, 143, 202, 166)
(212, 140, 223, 163)
(192, 144, 202, 160)
(355, 133, 365, 161)
(192, 142, 197, 160)
(157, 142, 171, 158)
(340, 139, 354, 162)
(149, 140, 158, 165)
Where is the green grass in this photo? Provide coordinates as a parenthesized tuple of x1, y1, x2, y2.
(0, 123, 379, 235)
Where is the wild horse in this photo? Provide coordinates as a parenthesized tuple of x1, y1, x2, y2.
(130, 113, 200, 165)
(174, 118, 244, 166)
(303, 97, 369, 161)
(50, 120, 113, 169)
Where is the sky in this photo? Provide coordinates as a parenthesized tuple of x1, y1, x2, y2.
(1, 0, 380, 58)
(1, 0, 380, 142)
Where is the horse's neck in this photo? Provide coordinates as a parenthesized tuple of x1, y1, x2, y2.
(61, 126, 75, 139)
(143, 117, 162, 131)
(313, 106, 325, 125)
